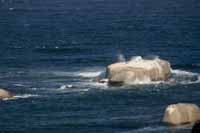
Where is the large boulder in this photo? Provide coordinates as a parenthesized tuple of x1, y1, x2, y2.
(107, 57, 171, 85)
(0, 89, 13, 99)
(163, 103, 200, 125)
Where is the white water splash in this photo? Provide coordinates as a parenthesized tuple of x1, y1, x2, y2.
(133, 126, 166, 133)
(98, 56, 200, 86)
(117, 53, 126, 62)
(13, 84, 26, 87)
(172, 69, 198, 76)
(85, 80, 109, 89)
(130, 56, 143, 62)
(56, 84, 90, 93)
(74, 69, 200, 88)
(27, 55, 200, 89)
(51, 71, 73, 76)
(74, 56, 200, 86)
(59, 84, 73, 90)
(50, 70, 104, 78)
(125, 76, 163, 85)
(78, 71, 102, 78)
(3, 94, 38, 101)
(168, 69, 200, 85)
(128, 56, 164, 74)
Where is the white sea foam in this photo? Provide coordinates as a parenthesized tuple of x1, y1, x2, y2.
(120, 56, 200, 85)
(59, 84, 73, 90)
(134, 126, 165, 133)
(78, 71, 102, 78)
(77, 55, 200, 87)
(56, 84, 90, 93)
(51, 71, 73, 76)
(86, 81, 108, 89)
(172, 69, 198, 76)
(93, 71, 200, 86)
(120, 126, 166, 133)
(13, 84, 26, 87)
(50, 70, 103, 78)
(75, 61, 200, 86)
(9, 7, 14, 11)
(126, 76, 163, 85)
(177, 78, 200, 85)
(30, 55, 200, 88)
(3, 94, 38, 101)
(130, 56, 143, 61)
(77, 69, 200, 87)
(51, 68, 104, 78)
(127, 56, 164, 73)
(169, 69, 200, 85)
(59, 85, 67, 90)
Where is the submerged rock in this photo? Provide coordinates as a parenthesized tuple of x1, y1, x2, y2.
(107, 57, 171, 85)
(0, 89, 13, 99)
(163, 103, 200, 125)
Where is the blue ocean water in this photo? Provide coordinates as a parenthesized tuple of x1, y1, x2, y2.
(0, 0, 200, 132)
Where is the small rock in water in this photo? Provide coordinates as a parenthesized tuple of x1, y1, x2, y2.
(0, 89, 14, 99)
(163, 103, 200, 125)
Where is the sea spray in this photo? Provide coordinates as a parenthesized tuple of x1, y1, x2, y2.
(78, 71, 102, 78)
(130, 56, 143, 62)
(117, 53, 126, 62)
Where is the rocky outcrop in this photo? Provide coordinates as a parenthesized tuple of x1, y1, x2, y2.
(0, 89, 13, 99)
(107, 57, 171, 85)
(163, 103, 200, 125)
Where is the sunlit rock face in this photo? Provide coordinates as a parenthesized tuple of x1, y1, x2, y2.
(107, 57, 171, 85)
(163, 103, 200, 125)
(0, 89, 13, 99)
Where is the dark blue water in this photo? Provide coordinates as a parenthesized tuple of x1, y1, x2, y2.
(0, 0, 200, 132)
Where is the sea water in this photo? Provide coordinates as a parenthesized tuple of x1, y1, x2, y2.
(0, 0, 200, 132)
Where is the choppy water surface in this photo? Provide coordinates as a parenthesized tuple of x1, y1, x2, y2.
(0, 0, 200, 132)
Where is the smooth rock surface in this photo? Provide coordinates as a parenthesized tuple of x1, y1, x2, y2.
(107, 57, 171, 85)
(163, 103, 200, 125)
